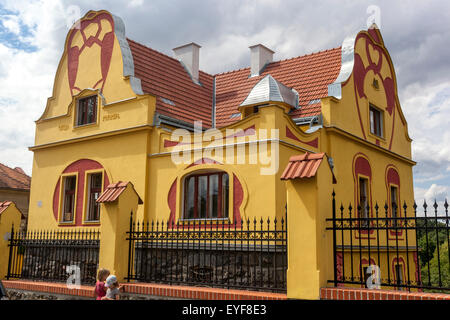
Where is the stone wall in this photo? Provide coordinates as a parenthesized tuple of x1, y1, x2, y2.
(133, 246, 287, 291)
(16, 245, 99, 285)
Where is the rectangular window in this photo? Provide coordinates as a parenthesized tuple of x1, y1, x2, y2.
(359, 177, 369, 226)
(62, 176, 76, 222)
(395, 264, 403, 289)
(369, 105, 383, 137)
(184, 172, 229, 220)
(87, 173, 102, 222)
(390, 186, 399, 226)
(185, 176, 195, 219)
(77, 96, 97, 126)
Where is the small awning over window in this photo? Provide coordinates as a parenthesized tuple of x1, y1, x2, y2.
(280, 152, 326, 180)
(96, 181, 143, 204)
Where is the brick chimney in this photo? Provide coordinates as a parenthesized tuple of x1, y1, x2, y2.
(249, 44, 274, 77)
(173, 42, 201, 85)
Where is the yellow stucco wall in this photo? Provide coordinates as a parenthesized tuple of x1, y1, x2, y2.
(20, 10, 417, 299)
(0, 203, 23, 279)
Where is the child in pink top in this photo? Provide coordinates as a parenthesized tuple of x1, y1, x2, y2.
(94, 268, 110, 300)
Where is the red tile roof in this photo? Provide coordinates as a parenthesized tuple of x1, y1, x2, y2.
(0, 200, 25, 218)
(0, 163, 31, 191)
(128, 38, 342, 128)
(0, 201, 12, 215)
(128, 39, 214, 128)
(280, 152, 325, 180)
(97, 181, 143, 204)
(215, 48, 342, 127)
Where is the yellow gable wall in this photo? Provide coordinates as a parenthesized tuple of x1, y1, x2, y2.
(38, 11, 140, 123)
(322, 29, 412, 161)
(28, 10, 154, 230)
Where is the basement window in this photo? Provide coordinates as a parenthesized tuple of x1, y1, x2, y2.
(76, 95, 97, 126)
(369, 104, 383, 137)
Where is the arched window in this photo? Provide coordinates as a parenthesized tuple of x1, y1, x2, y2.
(183, 171, 229, 220)
(353, 154, 372, 227)
(386, 166, 401, 226)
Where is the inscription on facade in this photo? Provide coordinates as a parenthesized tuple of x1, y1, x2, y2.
(103, 113, 120, 121)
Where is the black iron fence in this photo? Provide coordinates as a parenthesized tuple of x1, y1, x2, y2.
(327, 192, 450, 292)
(126, 212, 287, 293)
(6, 226, 100, 285)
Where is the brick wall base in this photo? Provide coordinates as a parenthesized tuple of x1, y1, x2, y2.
(321, 287, 450, 300)
(2, 280, 287, 300)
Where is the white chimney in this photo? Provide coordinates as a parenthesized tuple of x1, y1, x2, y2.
(173, 42, 201, 84)
(249, 44, 274, 77)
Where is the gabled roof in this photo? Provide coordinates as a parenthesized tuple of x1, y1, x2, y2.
(215, 48, 342, 127)
(280, 152, 325, 180)
(127, 37, 342, 129)
(0, 201, 13, 215)
(0, 200, 25, 218)
(97, 181, 143, 204)
(0, 163, 31, 191)
(240, 75, 299, 109)
(128, 39, 214, 128)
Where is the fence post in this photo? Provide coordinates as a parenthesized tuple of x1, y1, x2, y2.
(98, 182, 142, 283)
(0, 201, 22, 280)
(284, 156, 334, 300)
(332, 190, 337, 287)
(6, 224, 14, 280)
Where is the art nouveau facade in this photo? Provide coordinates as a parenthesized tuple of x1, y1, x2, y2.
(25, 10, 417, 293)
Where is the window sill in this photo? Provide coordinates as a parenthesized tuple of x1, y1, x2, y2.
(73, 122, 98, 130)
(83, 221, 100, 225)
(368, 131, 386, 142)
(58, 221, 75, 226)
(178, 218, 230, 222)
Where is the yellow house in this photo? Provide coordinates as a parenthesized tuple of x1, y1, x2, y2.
(24, 10, 418, 298)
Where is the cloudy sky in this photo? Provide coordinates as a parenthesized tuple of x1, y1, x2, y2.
(0, 0, 449, 204)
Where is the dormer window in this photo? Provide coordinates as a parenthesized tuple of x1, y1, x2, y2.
(76, 95, 97, 126)
(369, 104, 383, 137)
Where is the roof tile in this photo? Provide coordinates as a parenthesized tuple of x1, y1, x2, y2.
(0, 163, 31, 191)
(128, 38, 341, 128)
(97, 181, 143, 204)
(280, 152, 325, 180)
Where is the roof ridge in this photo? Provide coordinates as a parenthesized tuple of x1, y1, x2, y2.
(0, 163, 30, 179)
(0, 163, 31, 189)
(214, 46, 342, 77)
(127, 38, 213, 77)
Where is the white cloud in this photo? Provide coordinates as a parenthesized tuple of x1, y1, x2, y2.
(1, 15, 21, 35)
(128, 0, 144, 8)
(0, 0, 72, 175)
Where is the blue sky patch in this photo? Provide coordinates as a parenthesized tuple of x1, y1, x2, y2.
(0, 6, 38, 52)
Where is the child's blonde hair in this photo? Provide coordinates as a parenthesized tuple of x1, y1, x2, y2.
(97, 268, 110, 281)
